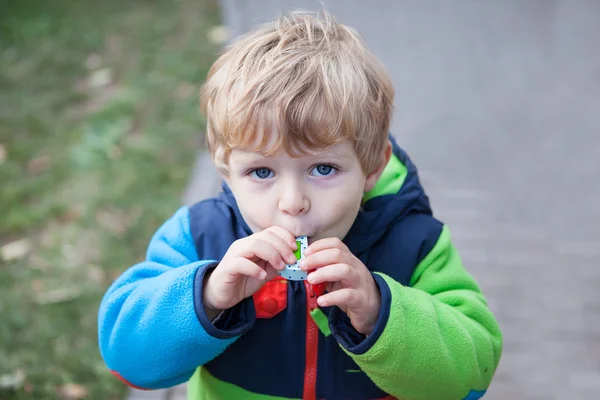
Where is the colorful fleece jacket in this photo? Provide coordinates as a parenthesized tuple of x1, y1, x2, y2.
(98, 136, 503, 400)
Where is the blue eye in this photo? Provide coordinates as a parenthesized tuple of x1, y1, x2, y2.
(250, 168, 273, 179)
(311, 164, 337, 177)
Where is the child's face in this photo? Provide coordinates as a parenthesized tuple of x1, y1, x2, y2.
(224, 139, 388, 243)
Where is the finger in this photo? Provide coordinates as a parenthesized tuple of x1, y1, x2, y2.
(229, 257, 267, 281)
(316, 288, 358, 308)
(264, 226, 298, 250)
(305, 237, 347, 256)
(299, 247, 352, 271)
(259, 230, 298, 266)
(307, 263, 356, 286)
(241, 239, 287, 271)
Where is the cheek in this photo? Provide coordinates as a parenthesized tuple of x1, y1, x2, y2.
(317, 183, 363, 224)
(242, 201, 269, 222)
(234, 185, 274, 230)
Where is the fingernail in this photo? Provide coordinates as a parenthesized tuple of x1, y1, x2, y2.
(299, 260, 306, 270)
(307, 275, 315, 284)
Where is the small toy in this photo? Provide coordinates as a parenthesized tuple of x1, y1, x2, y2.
(278, 236, 309, 281)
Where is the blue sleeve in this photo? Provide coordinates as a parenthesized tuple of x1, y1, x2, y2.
(97, 207, 254, 389)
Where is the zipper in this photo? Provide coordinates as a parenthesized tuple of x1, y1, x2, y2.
(303, 282, 395, 400)
(303, 280, 319, 400)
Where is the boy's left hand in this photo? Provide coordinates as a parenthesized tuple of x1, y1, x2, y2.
(300, 238, 381, 335)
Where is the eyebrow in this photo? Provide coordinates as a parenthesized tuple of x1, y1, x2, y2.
(307, 149, 353, 161)
(232, 152, 270, 164)
(231, 147, 353, 166)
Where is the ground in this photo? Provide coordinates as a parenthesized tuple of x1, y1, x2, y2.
(0, 0, 221, 398)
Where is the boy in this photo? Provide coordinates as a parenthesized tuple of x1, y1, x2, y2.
(98, 11, 502, 400)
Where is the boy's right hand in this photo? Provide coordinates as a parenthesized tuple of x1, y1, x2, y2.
(202, 226, 298, 318)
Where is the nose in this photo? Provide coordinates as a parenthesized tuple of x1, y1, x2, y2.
(278, 185, 310, 216)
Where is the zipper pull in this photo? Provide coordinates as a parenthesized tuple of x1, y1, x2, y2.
(305, 281, 318, 309)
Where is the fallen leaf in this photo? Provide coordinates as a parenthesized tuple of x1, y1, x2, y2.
(27, 155, 51, 175)
(90, 68, 112, 89)
(95, 208, 140, 236)
(0, 369, 25, 389)
(57, 383, 88, 400)
(31, 279, 45, 293)
(96, 210, 127, 235)
(87, 265, 106, 284)
(207, 25, 230, 44)
(1, 238, 32, 261)
(58, 208, 82, 223)
(59, 230, 101, 267)
(36, 287, 82, 305)
(0, 143, 6, 164)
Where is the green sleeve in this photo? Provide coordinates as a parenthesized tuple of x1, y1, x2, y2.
(342, 225, 503, 400)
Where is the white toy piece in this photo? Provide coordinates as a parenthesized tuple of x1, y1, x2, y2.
(278, 235, 308, 281)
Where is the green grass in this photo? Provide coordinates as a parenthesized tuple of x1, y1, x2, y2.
(0, 0, 221, 398)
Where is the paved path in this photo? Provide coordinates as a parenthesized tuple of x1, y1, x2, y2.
(129, 1, 600, 399)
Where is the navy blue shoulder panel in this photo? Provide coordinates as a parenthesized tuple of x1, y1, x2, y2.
(188, 198, 247, 261)
(366, 212, 443, 286)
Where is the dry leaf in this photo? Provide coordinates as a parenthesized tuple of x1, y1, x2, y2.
(57, 383, 88, 400)
(0, 369, 25, 389)
(87, 265, 106, 284)
(207, 25, 230, 44)
(0, 143, 6, 164)
(90, 68, 112, 89)
(36, 287, 82, 305)
(28, 155, 51, 175)
(1, 238, 32, 261)
(58, 208, 82, 223)
(31, 279, 45, 293)
(96, 210, 127, 235)
(60, 230, 101, 267)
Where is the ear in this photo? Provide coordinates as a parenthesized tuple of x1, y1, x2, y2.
(363, 140, 392, 192)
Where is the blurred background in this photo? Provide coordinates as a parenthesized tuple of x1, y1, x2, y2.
(1, 1, 598, 400)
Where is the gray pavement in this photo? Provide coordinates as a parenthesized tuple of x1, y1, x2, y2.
(130, 1, 600, 399)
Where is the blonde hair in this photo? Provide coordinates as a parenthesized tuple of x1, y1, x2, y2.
(200, 11, 394, 174)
